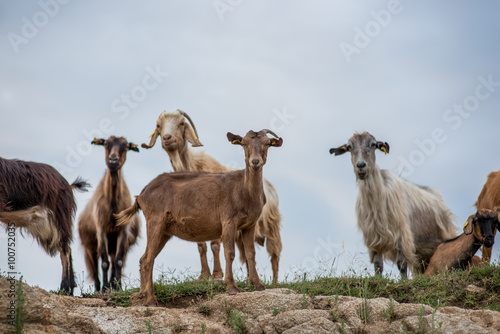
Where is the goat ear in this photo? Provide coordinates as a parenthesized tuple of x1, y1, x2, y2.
(463, 214, 475, 235)
(269, 137, 283, 147)
(141, 129, 159, 149)
(91, 138, 106, 146)
(329, 145, 348, 156)
(128, 142, 140, 152)
(184, 122, 203, 147)
(227, 132, 243, 145)
(376, 141, 390, 155)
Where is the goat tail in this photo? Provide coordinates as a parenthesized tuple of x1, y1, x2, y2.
(115, 197, 141, 227)
(71, 177, 91, 192)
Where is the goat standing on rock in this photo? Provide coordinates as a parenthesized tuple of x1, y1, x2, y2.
(141, 110, 282, 284)
(78, 136, 140, 292)
(330, 132, 457, 277)
(0, 157, 89, 294)
(116, 129, 283, 306)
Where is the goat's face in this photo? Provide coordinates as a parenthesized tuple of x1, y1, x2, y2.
(142, 110, 202, 152)
(92, 136, 139, 172)
(227, 130, 283, 171)
(464, 209, 499, 248)
(329, 132, 389, 181)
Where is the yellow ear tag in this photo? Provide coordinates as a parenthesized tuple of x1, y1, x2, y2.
(148, 131, 156, 139)
(232, 140, 241, 144)
(463, 221, 469, 229)
(193, 132, 198, 140)
(381, 147, 387, 155)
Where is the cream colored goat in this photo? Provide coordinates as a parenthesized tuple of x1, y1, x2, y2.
(142, 110, 282, 284)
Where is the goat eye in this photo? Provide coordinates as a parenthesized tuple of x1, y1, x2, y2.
(180, 122, 185, 126)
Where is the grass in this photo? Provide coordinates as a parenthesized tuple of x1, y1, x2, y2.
(55, 263, 500, 312)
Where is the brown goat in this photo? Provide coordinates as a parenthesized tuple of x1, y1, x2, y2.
(142, 110, 282, 284)
(475, 171, 500, 263)
(78, 136, 140, 292)
(116, 130, 283, 306)
(424, 209, 499, 275)
(0, 157, 89, 294)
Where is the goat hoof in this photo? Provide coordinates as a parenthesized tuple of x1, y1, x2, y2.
(227, 288, 240, 295)
(255, 285, 266, 292)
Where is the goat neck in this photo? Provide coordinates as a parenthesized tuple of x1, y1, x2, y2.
(103, 168, 124, 206)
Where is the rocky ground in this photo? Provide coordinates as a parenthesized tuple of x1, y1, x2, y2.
(1, 277, 499, 333)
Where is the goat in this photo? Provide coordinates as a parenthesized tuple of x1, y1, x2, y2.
(424, 209, 499, 275)
(474, 171, 500, 263)
(78, 136, 140, 292)
(0, 157, 88, 294)
(116, 129, 283, 306)
(142, 110, 282, 284)
(330, 132, 457, 277)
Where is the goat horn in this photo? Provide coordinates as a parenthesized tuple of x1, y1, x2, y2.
(262, 129, 279, 138)
(177, 109, 200, 140)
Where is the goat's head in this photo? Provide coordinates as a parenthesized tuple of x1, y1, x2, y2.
(92, 136, 139, 172)
(464, 208, 500, 248)
(227, 129, 283, 171)
(329, 132, 389, 181)
(142, 109, 202, 152)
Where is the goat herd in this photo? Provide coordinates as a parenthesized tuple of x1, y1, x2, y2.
(1, 110, 499, 306)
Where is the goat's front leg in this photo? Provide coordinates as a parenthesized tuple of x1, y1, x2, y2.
(396, 251, 408, 279)
(59, 244, 76, 295)
(98, 231, 110, 292)
(197, 242, 211, 280)
(211, 239, 223, 280)
(111, 232, 128, 290)
(241, 226, 265, 292)
(222, 222, 239, 295)
(370, 250, 383, 275)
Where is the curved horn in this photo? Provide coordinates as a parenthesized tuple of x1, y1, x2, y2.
(262, 129, 279, 138)
(177, 109, 200, 141)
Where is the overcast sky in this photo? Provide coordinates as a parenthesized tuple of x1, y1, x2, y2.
(1, 1, 500, 294)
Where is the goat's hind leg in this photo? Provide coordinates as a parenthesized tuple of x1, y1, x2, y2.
(140, 222, 170, 306)
(211, 239, 223, 281)
(222, 222, 239, 295)
(241, 227, 265, 292)
(197, 242, 211, 280)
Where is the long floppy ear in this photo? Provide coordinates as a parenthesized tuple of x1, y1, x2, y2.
(141, 129, 159, 149)
(184, 122, 203, 147)
(91, 138, 106, 146)
(269, 137, 283, 147)
(495, 207, 500, 232)
(329, 145, 348, 156)
(227, 132, 243, 145)
(463, 214, 475, 235)
(128, 142, 140, 152)
(376, 141, 390, 155)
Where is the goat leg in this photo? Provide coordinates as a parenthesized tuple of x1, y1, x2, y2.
(241, 227, 265, 292)
(111, 232, 128, 290)
(222, 223, 240, 295)
(197, 242, 211, 280)
(59, 245, 76, 295)
(371, 250, 383, 275)
(99, 232, 110, 292)
(396, 251, 408, 279)
(211, 239, 224, 280)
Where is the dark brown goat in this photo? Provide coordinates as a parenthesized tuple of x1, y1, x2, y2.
(78, 136, 140, 292)
(0, 157, 88, 294)
(475, 171, 500, 263)
(424, 209, 499, 276)
(116, 130, 282, 306)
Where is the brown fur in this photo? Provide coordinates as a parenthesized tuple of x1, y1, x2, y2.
(78, 136, 140, 292)
(0, 158, 88, 294)
(142, 110, 282, 284)
(424, 209, 499, 276)
(116, 130, 282, 306)
(475, 171, 500, 262)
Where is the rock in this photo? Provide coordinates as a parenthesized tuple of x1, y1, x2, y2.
(1, 277, 499, 334)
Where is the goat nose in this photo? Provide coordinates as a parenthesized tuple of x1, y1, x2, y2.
(357, 161, 367, 169)
(252, 159, 260, 166)
(163, 134, 172, 141)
